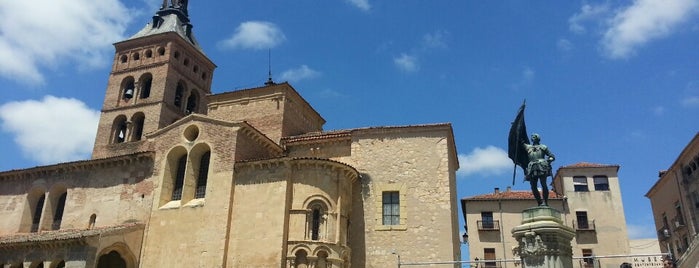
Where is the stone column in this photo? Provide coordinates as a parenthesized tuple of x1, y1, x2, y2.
(512, 207, 575, 268)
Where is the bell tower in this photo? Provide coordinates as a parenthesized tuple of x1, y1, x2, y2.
(92, 2, 216, 159)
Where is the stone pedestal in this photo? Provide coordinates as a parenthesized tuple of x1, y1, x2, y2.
(512, 206, 575, 268)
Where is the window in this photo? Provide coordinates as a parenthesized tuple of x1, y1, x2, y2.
(675, 202, 685, 225)
(130, 113, 145, 142)
(481, 211, 494, 229)
(120, 55, 127, 63)
(593, 176, 609, 191)
(484, 248, 496, 267)
(89, 214, 97, 229)
(573, 176, 589, 192)
(582, 249, 594, 267)
(32, 194, 45, 232)
(171, 155, 187, 200)
(139, 74, 152, 99)
(576, 211, 590, 230)
(185, 92, 198, 114)
(145, 49, 153, 58)
(194, 151, 210, 198)
(112, 115, 128, 144)
(174, 82, 185, 107)
(157, 47, 165, 56)
(122, 77, 135, 99)
(311, 205, 322, 240)
(133, 52, 140, 61)
(382, 191, 400, 225)
(52, 192, 67, 230)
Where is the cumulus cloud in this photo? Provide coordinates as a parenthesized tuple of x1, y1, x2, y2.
(568, 4, 609, 34)
(457, 146, 512, 177)
(279, 65, 320, 82)
(218, 21, 286, 50)
(682, 96, 699, 107)
(394, 53, 419, 72)
(0, 96, 100, 164)
(601, 0, 699, 59)
(346, 0, 371, 11)
(0, 0, 132, 85)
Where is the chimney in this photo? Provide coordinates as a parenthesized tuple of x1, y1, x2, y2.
(494, 187, 500, 194)
(506, 186, 511, 192)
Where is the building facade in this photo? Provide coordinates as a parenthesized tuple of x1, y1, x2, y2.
(0, 3, 461, 268)
(462, 162, 632, 268)
(646, 132, 699, 267)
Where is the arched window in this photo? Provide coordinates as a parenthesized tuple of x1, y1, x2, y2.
(130, 113, 145, 142)
(32, 194, 46, 232)
(121, 77, 135, 99)
(112, 115, 128, 144)
(52, 192, 67, 230)
(307, 200, 328, 241)
(139, 74, 152, 99)
(97, 251, 126, 268)
(171, 155, 187, 201)
(195, 151, 210, 199)
(145, 49, 153, 58)
(316, 251, 329, 268)
(294, 250, 308, 268)
(185, 92, 198, 114)
(89, 214, 97, 229)
(174, 82, 185, 107)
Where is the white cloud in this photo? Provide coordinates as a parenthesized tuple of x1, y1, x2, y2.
(682, 96, 699, 107)
(279, 65, 320, 82)
(0, 0, 132, 85)
(557, 38, 573, 51)
(218, 21, 286, 50)
(601, 0, 699, 59)
(0, 96, 100, 165)
(569, 4, 609, 34)
(422, 31, 449, 49)
(346, 0, 371, 11)
(457, 146, 512, 177)
(394, 53, 419, 72)
(652, 105, 665, 116)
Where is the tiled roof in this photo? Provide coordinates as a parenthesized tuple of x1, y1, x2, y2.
(463, 190, 561, 201)
(281, 123, 453, 144)
(0, 223, 143, 247)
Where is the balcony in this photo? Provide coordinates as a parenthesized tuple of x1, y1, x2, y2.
(573, 220, 596, 231)
(477, 220, 500, 231)
(657, 227, 671, 241)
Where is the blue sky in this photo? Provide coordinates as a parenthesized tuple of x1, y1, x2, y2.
(1, 0, 699, 260)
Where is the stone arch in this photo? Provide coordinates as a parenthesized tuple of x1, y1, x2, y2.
(138, 73, 153, 99)
(302, 195, 334, 211)
(129, 112, 145, 142)
(185, 90, 198, 114)
(47, 184, 68, 230)
(96, 242, 136, 268)
(120, 76, 135, 100)
(111, 115, 128, 144)
(303, 197, 331, 241)
(25, 186, 47, 232)
(190, 142, 211, 199)
(160, 146, 188, 205)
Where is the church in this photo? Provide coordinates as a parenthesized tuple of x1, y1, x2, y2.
(0, 2, 461, 267)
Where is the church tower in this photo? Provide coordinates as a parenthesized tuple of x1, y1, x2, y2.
(92, 1, 215, 159)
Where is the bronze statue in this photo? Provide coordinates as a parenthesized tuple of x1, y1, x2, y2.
(508, 102, 555, 206)
(161, 0, 188, 11)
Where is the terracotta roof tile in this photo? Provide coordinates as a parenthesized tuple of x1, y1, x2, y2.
(0, 223, 143, 246)
(561, 162, 618, 168)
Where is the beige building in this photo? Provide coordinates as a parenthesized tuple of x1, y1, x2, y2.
(0, 4, 461, 268)
(462, 162, 632, 268)
(646, 132, 699, 267)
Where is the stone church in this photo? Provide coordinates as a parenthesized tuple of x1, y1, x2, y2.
(0, 3, 461, 267)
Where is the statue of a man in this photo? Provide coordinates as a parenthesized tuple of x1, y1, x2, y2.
(523, 133, 555, 206)
(161, 0, 188, 12)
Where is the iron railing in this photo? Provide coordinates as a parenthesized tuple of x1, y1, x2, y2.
(477, 220, 500, 231)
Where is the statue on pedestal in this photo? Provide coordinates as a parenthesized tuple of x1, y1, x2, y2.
(508, 101, 555, 206)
